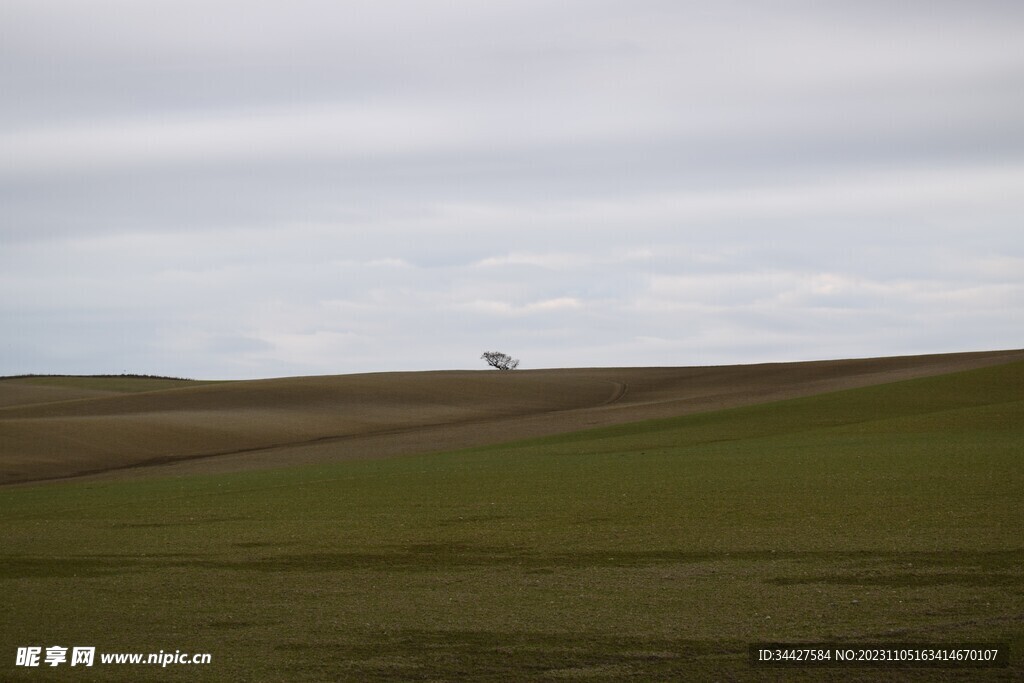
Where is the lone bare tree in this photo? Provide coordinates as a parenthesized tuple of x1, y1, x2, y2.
(481, 351, 519, 371)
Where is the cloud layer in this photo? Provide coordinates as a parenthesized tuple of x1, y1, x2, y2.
(2, 1, 1022, 377)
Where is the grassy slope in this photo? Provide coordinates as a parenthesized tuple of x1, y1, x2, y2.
(1, 361, 1022, 680)
(0, 372, 617, 483)
(4, 349, 1023, 485)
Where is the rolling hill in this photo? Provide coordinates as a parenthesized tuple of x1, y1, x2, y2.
(2, 348, 1023, 485)
(1, 350, 1022, 679)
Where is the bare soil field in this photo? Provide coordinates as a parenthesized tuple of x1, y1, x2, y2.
(2, 349, 1022, 485)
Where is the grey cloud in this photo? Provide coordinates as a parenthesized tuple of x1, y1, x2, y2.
(2, 1, 1022, 377)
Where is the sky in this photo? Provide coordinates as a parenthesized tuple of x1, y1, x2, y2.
(2, 1, 1022, 379)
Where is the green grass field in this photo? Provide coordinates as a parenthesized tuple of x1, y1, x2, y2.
(2, 362, 1022, 680)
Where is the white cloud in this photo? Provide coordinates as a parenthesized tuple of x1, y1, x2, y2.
(461, 297, 584, 317)
(472, 253, 591, 269)
(471, 249, 654, 270)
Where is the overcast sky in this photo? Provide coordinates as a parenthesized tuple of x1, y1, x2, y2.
(2, 1, 1022, 379)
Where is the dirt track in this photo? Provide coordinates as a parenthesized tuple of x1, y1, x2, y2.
(2, 349, 1023, 485)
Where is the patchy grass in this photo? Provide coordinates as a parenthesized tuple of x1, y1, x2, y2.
(1, 362, 1022, 680)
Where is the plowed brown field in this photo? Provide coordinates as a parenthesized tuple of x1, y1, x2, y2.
(3, 349, 1023, 485)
